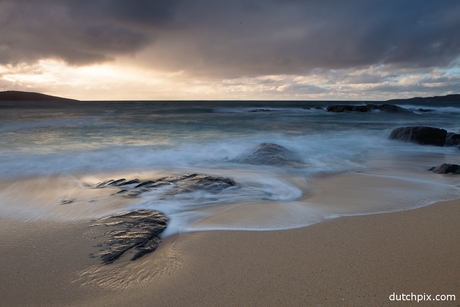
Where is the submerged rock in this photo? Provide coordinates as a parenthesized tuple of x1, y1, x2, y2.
(444, 132, 460, 147)
(429, 163, 460, 174)
(415, 108, 433, 113)
(91, 209, 169, 264)
(389, 126, 447, 146)
(230, 143, 304, 166)
(326, 104, 411, 113)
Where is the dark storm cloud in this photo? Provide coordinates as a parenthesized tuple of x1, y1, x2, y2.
(0, 0, 181, 65)
(1, 0, 459, 76)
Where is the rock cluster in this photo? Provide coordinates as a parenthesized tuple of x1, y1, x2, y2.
(88, 173, 237, 263)
(388, 127, 460, 176)
(326, 104, 413, 113)
(94, 173, 237, 198)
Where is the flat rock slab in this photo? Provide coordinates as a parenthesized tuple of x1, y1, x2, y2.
(230, 143, 304, 167)
(91, 209, 169, 264)
(93, 173, 237, 198)
(389, 126, 447, 146)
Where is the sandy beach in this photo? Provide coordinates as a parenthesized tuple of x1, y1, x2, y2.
(0, 197, 458, 307)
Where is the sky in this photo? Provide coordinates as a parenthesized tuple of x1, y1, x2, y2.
(0, 0, 459, 100)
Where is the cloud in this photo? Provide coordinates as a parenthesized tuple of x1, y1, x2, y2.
(2, 0, 460, 77)
(0, 0, 181, 65)
(1, 0, 459, 101)
(131, 0, 460, 77)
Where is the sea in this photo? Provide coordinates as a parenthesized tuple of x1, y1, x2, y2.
(1, 100, 459, 236)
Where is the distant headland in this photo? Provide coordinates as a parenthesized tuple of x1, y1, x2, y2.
(0, 90, 78, 102)
(388, 94, 460, 102)
(0, 90, 458, 102)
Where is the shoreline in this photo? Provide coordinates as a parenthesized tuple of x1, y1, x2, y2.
(1, 198, 459, 306)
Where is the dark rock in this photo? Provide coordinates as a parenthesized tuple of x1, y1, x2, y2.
(429, 163, 460, 174)
(109, 178, 126, 186)
(91, 209, 168, 264)
(249, 109, 273, 112)
(326, 104, 411, 113)
(377, 104, 412, 113)
(96, 180, 115, 188)
(148, 182, 171, 188)
(178, 174, 236, 193)
(230, 143, 304, 166)
(444, 132, 460, 147)
(314, 107, 324, 110)
(388, 126, 447, 146)
(134, 180, 156, 188)
(326, 105, 355, 112)
(94, 173, 237, 197)
(415, 108, 433, 113)
(167, 173, 197, 182)
(302, 107, 311, 110)
(119, 179, 140, 186)
(88, 173, 238, 263)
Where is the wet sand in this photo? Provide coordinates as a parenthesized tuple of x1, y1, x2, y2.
(1, 198, 459, 307)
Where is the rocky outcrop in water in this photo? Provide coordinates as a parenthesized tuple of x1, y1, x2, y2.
(429, 163, 460, 174)
(388, 126, 447, 146)
(230, 143, 304, 166)
(91, 209, 169, 264)
(326, 104, 412, 113)
(93, 173, 236, 198)
(87, 173, 237, 263)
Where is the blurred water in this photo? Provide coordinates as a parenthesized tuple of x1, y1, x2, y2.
(1, 100, 459, 234)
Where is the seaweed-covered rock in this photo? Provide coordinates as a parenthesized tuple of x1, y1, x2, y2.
(429, 163, 460, 174)
(389, 126, 447, 146)
(91, 209, 169, 264)
(230, 143, 304, 166)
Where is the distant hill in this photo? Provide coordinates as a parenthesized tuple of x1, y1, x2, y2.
(0, 90, 77, 102)
(388, 94, 460, 102)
